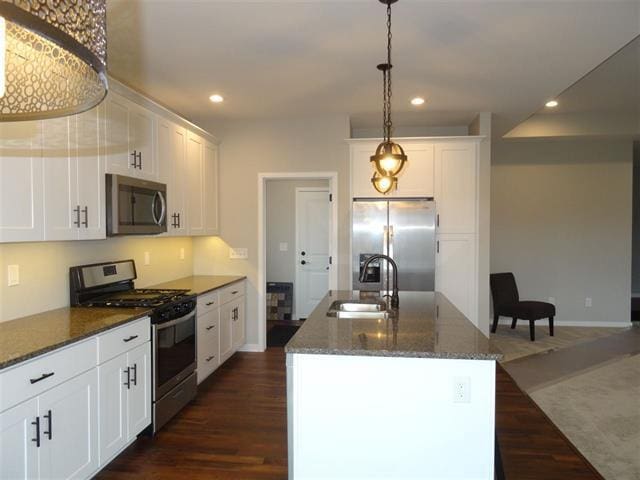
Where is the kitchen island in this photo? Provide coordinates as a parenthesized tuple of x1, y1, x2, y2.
(285, 290, 502, 480)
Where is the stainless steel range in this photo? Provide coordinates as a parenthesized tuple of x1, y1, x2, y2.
(70, 259, 197, 433)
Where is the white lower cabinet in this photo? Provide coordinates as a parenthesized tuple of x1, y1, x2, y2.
(98, 338, 151, 466)
(0, 369, 99, 480)
(231, 298, 246, 351)
(197, 308, 220, 383)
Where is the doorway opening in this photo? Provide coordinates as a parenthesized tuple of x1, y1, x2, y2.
(632, 141, 640, 322)
(258, 172, 338, 350)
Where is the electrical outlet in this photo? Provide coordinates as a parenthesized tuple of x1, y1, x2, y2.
(279, 242, 288, 252)
(548, 297, 556, 305)
(229, 247, 248, 259)
(144, 251, 151, 266)
(453, 376, 470, 403)
(180, 248, 185, 260)
(7, 265, 19, 286)
(585, 297, 592, 308)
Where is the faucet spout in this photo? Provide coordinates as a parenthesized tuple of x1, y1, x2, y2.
(359, 254, 399, 309)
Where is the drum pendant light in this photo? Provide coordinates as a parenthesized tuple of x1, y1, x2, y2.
(0, 0, 107, 121)
(370, 0, 406, 195)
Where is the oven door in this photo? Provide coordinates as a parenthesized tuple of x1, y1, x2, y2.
(107, 174, 167, 235)
(153, 311, 197, 400)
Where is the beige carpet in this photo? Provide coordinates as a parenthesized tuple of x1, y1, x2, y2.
(531, 354, 640, 480)
(490, 325, 622, 362)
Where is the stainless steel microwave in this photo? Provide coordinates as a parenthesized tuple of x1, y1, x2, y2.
(106, 174, 167, 236)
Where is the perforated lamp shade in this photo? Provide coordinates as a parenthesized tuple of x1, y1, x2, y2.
(0, 0, 107, 121)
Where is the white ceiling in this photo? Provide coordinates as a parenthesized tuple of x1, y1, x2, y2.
(106, 0, 640, 137)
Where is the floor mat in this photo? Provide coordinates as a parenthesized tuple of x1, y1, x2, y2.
(267, 324, 300, 347)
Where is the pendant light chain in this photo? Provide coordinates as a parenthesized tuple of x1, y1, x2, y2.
(385, 1, 393, 143)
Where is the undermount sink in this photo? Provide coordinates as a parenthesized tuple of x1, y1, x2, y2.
(326, 300, 389, 319)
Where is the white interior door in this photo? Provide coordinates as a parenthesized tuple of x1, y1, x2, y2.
(295, 188, 331, 319)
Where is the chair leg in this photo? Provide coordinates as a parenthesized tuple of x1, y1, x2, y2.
(491, 314, 499, 333)
(529, 320, 535, 341)
(511, 317, 517, 329)
(549, 316, 554, 337)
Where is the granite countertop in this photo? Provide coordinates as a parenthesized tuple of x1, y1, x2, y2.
(285, 290, 502, 360)
(0, 307, 151, 371)
(149, 275, 246, 296)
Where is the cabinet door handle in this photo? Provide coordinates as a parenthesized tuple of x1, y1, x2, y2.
(30, 372, 54, 384)
(206, 325, 215, 330)
(124, 367, 131, 389)
(137, 151, 143, 169)
(31, 417, 40, 447)
(73, 206, 81, 227)
(206, 355, 215, 362)
(123, 335, 138, 343)
(437, 240, 440, 254)
(177, 213, 181, 228)
(131, 363, 138, 387)
(130, 150, 138, 168)
(233, 307, 238, 321)
(436, 214, 440, 227)
(43, 410, 52, 440)
(82, 206, 88, 228)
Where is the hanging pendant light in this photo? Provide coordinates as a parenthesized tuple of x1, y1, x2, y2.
(370, 0, 406, 194)
(0, 0, 107, 122)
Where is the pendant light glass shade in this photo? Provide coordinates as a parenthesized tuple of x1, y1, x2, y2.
(370, 140, 407, 177)
(0, 0, 107, 122)
(371, 172, 397, 194)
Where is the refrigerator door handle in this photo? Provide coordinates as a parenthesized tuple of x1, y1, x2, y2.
(388, 225, 395, 293)
(383, 225, 389, 293)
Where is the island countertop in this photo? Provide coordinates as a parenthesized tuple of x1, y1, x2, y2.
(285, 290, 502, 360)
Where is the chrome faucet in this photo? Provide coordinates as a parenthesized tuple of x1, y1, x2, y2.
(359, 254, 399, 309)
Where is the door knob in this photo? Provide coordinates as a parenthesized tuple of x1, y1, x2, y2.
(301, 260, 306, 265)
(301, 251, 306, 256)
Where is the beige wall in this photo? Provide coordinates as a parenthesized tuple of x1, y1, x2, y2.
(0, 236, 193, 322)
(491, 139, 633, 326)
(193, 114, 351, 347)
(266, 178, 329, 283)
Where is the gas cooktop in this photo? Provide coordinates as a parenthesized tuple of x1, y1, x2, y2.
(79, 288, 191, 308)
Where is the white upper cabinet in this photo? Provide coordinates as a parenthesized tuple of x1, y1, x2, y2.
(105, 92, 156, 180)
(157, 118, 188, 236)
(434, 141, 477, 234)
(0, 121, 43, 242)
(203, 141, 220, 235)
(186, 131, 204, 235)
(350, 140, 435, 199)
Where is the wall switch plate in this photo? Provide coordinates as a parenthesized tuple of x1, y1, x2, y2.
(453, 376, 470, 403)
(279, 242, 288, 252)
(229, 248, 248, 259)
(144, 252, 151, 266)
(548, 297, 556, 305)
(7, 265, 19, 286)
(180, 248, 185, 260)
(585, 297, 592, 308)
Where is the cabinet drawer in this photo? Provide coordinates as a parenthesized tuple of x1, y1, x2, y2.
(0, 338, 97, 412)
(97, 317, 150, 364)
(219, 281, 245, 305)
(197, 290, 220, 314)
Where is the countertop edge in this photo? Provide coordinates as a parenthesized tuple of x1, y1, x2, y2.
(0, 310, 152, 372)
(284, 346, 501, 361)
(191, 276, 247, 295)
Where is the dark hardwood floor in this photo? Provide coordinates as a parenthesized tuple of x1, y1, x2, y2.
(97, 349, 603, 479)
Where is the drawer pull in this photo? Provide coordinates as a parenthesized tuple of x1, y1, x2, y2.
(123, 335, 139, 343)
(205, 301, 215, 306)
(30, 372, 54, 384)
(206, 355, 215, 362)
(43, 410, 52, 440)
(206, 325, 215, 330)
(31, 416, 40, 447)
(231, 290, 238, 295)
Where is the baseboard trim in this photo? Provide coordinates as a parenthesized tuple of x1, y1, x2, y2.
(494, 318, 632, 328)
(238, 343, 265, 353)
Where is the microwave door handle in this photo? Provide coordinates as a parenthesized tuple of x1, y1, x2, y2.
(157, 191, 167, 225)
(151, 192, 166, 226)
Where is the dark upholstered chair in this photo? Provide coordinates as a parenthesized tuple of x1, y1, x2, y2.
(490, 272, 555, 341)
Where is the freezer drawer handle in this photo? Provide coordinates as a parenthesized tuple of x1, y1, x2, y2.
(30, 372, 54, 384)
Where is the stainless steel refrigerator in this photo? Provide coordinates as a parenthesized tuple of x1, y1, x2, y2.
(352, 199, 435, 293)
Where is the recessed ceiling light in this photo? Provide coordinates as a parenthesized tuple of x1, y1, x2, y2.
(209, 94, 224, 103)
(411, 97, 425, 106)
(545, 100, 558, 108)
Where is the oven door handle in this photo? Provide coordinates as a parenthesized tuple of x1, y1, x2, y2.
(155, 311, 195, 331)
(151, 191, 167, 226)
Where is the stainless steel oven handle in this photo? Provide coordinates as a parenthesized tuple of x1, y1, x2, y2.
(151, 192, 166, 226)
(155, 311, 195, 331)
